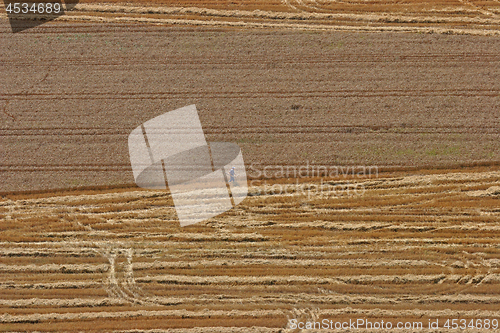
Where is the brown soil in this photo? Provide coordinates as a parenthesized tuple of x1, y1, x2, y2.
(1, 24, 499, 193)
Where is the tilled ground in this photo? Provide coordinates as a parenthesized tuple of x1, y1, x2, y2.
(1, 23, 500, 193)
(0, 168, 499, 331)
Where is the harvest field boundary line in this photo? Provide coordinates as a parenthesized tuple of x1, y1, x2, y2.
(2, 308, 500, 323)
(32, 14, 500, 36)
(2, 164, 500, 197)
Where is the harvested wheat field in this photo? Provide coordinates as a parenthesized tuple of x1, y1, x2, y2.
(1, 0, 500, 331)
(1, 168, 500, 332)
(3, 0, 500, 34)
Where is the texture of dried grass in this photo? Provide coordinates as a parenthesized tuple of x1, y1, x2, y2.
(1, 168, 499, 331)
(2, 0, 500, 34)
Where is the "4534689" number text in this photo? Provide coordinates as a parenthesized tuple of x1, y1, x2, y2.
(6, 2, 61, 14)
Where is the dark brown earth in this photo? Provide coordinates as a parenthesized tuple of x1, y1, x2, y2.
(1, 21, 500, 193)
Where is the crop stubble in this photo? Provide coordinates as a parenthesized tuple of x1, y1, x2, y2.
(1, 169, 500, 331)
(3, 0, 500, 34)
(1, 1, 500, 331)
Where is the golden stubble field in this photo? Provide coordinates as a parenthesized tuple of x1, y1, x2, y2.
(1, 0, 500, 331)
(1, 167, 500, 331)
(2, 0, 500, 34)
